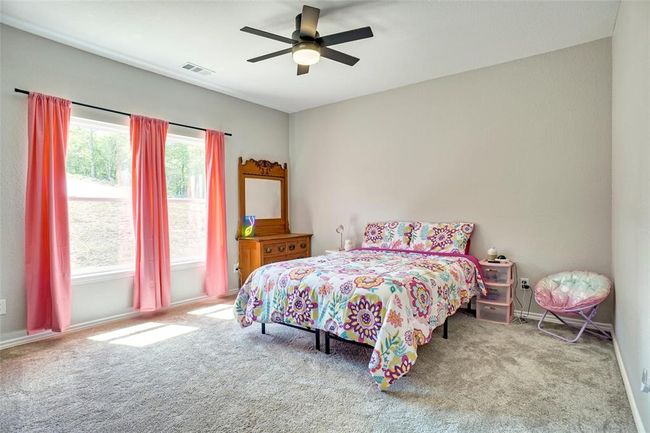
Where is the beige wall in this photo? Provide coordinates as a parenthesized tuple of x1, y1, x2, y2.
(289, 39, 613, 322)
(0, 25, 289, 344)
(612, 1, 650, 430)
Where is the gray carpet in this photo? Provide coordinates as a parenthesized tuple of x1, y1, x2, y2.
(0, 301, 636, 433)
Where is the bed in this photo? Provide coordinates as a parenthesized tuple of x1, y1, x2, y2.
(234, 221, 486, 390)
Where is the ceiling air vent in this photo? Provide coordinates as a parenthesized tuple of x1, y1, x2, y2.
(181, 62, 214, 76)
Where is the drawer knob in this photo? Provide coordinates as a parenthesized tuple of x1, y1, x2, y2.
(288, 244, 295, 251)
(265, 247, 272, 254)
(278, 245, 286, 252)
(300, 243, 307, 248)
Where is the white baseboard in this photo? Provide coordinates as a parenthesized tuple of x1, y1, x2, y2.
(514, 309, 613, 331)
(0, 295, 208, 351)
(613, 333, 647, 433)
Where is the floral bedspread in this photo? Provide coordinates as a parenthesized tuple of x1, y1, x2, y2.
(234, 248, 485, 390)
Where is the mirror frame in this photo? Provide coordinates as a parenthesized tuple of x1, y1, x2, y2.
(238, 157, 289, 238)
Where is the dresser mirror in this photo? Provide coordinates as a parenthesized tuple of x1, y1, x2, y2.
(244, 178, 281, 219)
(238, 157, 289, 237)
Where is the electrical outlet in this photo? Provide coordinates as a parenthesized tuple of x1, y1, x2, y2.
(0, 299, 6, 315)
(642, 369, 650, 393)
(520, 278, 530, 289)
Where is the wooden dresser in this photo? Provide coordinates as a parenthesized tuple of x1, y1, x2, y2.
(238, 233, 312, 284)
(237, 157, 312, 286)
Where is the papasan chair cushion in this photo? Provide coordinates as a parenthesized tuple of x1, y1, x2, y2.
(534, 271, 611, 313)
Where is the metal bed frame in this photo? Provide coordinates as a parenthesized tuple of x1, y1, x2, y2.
(261, 314, 450, 353)
(261, 321, 322, 350)
(323, 318, 448, 354)
(259, 297, 475, 352)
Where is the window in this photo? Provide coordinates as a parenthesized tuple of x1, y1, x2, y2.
(66, 118, 206, 276)
(66, 118, 133, 275)
(165, 133, 206, 263)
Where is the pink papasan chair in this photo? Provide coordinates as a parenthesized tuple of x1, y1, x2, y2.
(534, 271, 612, 343)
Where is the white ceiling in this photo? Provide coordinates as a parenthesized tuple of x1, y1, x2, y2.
(0, 1, 619, 113)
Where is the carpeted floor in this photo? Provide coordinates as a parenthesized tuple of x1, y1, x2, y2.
(0, 300, 636, 433)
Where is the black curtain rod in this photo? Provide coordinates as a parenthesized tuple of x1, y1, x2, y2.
(14, 88, 232, 137)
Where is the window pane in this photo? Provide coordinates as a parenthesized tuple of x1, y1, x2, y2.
(165, 136, 206, 262)
(67, 199, 133, 271)
(66, 118, 133, 274)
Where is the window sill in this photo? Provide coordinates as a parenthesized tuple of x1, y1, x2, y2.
(169, 259, 206, 271)
(72, 265, 133, 285)
(72, 260, 205, 286)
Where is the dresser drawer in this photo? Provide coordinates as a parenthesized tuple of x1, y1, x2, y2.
(286, 252, 308, 261)
(263, 255, 288, 265)
(287, 238, 309, 254)
(261, 242, 287, 257)
(263, 252, 308, 265)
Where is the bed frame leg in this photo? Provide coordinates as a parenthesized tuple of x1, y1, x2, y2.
(261, 323, 266, 335)
(324, 332, 331, 354)
(315, 330, 321, 351)
(443, 319, 448, 339)
(463, 297, 476, 317)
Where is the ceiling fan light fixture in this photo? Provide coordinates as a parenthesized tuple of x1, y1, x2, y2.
(292, 42, 321, 66)
(242, 5, 373, 75)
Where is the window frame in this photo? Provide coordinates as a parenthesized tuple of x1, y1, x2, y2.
(66, 117, 207, 283)
(67, 117, 134, 278)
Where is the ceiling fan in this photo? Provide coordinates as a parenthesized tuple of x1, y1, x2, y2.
(241, 5, 374, 76)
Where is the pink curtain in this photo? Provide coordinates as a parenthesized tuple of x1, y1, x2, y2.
(130, 115, 171, 311)
(204, 130, 228, 297)
(25, 93, 72, 334)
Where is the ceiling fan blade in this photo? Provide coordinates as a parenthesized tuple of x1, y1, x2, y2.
(300, 5, 320, 39)
(320, 47, 359, 66)
(297, 64, 310, 75)
(240, 26, 295, 44)
(247, 48, 292, 63)
(316, 27, 374, 47)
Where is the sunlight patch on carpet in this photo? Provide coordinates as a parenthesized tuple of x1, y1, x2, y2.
(187, 304, 233, 316)
(205, 309, 235, 320)
(109, 325, 198, 347)
(88, 322, 165, 342)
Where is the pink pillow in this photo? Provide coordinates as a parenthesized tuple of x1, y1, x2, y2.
(361, 221, 414, 250)
(409, 222, 474, 254)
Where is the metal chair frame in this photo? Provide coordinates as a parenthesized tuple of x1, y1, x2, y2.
(537, 305, 611, 343)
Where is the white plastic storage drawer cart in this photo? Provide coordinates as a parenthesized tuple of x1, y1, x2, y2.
(477, 260, 515, 324)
